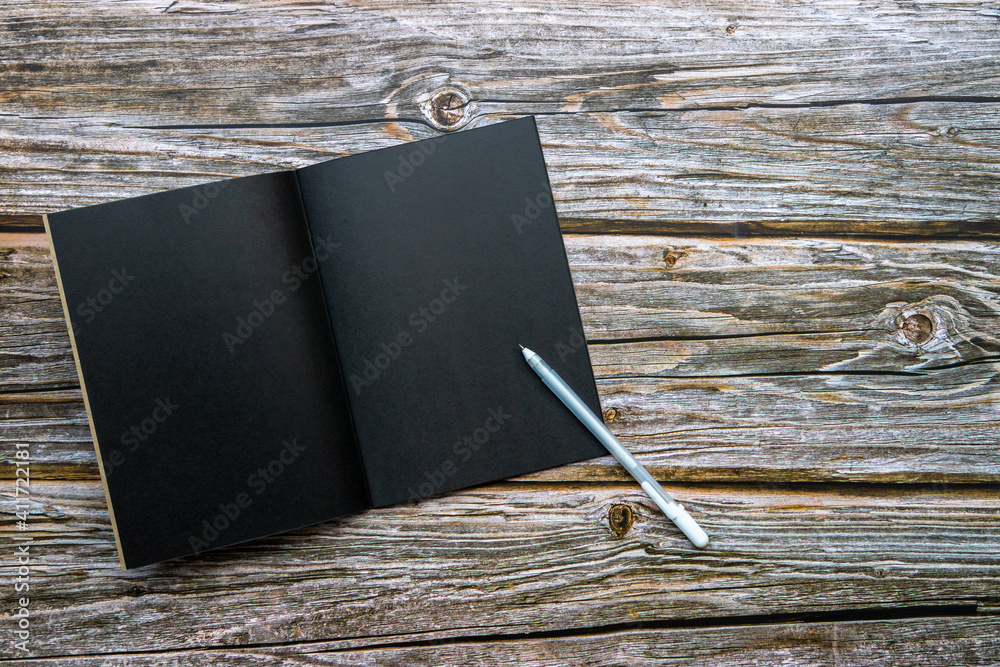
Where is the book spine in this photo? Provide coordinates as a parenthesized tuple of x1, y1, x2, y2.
(289, 172, 375, 509)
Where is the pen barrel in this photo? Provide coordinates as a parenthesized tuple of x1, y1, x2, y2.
(527, 350, 709, 549)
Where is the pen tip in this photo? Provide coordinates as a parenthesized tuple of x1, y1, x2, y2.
(518, 344, 525, 350)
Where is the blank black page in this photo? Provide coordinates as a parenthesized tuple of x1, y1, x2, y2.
(47, 172, 370, 568)
(297, 117, 606, 507)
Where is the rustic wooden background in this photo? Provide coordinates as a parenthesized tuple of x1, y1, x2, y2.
(2, 0, 999, 664)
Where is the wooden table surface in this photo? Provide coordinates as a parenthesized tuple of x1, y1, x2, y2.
(2, 1, 999, 664)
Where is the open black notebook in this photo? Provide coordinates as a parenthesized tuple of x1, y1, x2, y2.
(45, 117, 606, 569)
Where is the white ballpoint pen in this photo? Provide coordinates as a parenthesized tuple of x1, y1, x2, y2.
(521, 345, 709, 548)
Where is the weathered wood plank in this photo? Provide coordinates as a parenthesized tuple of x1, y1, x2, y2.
(3, 0, 1000, 125)
(0, 392, 89, 479)
(567, 235, 1000, 345)
(1, 481, 998, 658)
(8, 616, 1000, 666)
(3, 106, 998, 236)
(3, 235, 997, 482)
(0, 236, 78, 395)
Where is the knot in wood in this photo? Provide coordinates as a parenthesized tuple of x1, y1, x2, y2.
(725, 23, 737, 34)
(608, 503, 634, 537)
(125, 584, 147, 597)
(603, 407, 620, 422)
(427, 88, 470, 130)
(899, 313, 933, 345)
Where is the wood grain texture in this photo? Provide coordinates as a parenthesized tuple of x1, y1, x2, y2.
(0, 237, 77, 395)
(3, 235, 996, 483)
(2, 106, 998, 236)
(1, 480, 998, 658)
(3, 0, 1000, 124)
(1, 0, 999, 235)
(6, 616, 1000, 665)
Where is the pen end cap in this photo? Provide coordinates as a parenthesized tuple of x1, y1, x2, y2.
(673, 504, 710, 549)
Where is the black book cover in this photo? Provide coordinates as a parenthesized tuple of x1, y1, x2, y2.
(45, 116, 605, 569)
